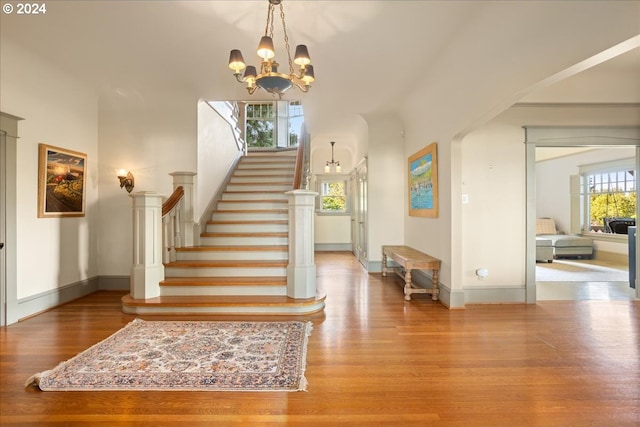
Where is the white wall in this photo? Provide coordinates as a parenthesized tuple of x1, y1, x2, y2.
(0, 39, 99, 299)
(97, 90, 198, 275)
(461, 123, 527, 288)
(365, 114, 405, 265)
(196, 101, 242, 226)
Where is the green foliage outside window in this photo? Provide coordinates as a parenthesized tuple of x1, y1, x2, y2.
(246, 103, 274, 148)
(590, 192, 636, 226)
(321, 181, 346, 212)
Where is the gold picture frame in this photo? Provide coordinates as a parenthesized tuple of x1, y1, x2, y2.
(38, 144, 87, 218)
(408, 142, 438, 218)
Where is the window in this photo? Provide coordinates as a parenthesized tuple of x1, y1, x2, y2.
(245, 103, 275, 148)
(580, 158, 636, 234)
(245, 101, 304, 149)
(316, 175, 349, 215)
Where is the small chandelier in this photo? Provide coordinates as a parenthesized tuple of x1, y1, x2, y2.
(325, 141, 341, 173)
(228, 0, 315, 98)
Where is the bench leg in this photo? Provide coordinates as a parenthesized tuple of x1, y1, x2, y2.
(382, 252, 387, 277)
(404, 269, 412, 301)
(431, 268, 439, 301)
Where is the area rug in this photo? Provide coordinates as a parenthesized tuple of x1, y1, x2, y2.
(536, 259, 628, 282)
(26, 319, 312, 392)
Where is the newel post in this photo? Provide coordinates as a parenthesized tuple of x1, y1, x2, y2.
(286, 190, 318, 298)
(130, 192, 164, 299)
(169, 171, 197, 247)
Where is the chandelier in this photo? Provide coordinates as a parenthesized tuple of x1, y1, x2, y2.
(325, 141, 341, 173)
(228, 0, 315, 98)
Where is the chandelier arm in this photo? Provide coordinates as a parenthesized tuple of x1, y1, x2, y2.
(290, 80, 310, 93)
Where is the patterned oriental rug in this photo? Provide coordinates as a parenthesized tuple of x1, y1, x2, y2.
(27, 319, 312, 392)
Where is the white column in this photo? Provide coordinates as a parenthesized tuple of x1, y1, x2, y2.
(286, 190, 318, 298)
(169, 171, 196, 247)
(130, 192, 164, 300)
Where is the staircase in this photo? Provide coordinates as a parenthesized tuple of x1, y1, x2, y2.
(122, 150, 325, 315)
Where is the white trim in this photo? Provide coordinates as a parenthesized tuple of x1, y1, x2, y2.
(578, 157, 635, 174)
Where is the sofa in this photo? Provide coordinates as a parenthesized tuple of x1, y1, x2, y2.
(536, 218, 594, 260)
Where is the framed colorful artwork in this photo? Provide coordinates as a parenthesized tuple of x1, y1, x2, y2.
(408, 142, 438, 218)
(38, 144, 87, 218)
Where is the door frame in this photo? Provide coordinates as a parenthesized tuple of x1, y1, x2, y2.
(524, 126, 640, 303)
(0, 112, 23, 326)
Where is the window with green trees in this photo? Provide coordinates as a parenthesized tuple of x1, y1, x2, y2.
(582, 160, 636, 233)
(316, 176, 349, 214)
(245, 101, 303, 149)
(245, 103, 275, 148)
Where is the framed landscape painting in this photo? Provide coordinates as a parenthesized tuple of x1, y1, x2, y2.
(38, 144, 87, 218)
(408, 142, 438, 218)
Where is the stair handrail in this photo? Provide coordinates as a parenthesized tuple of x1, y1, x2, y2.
(162, 185, 185, 263)
(293, 123, 311, 190)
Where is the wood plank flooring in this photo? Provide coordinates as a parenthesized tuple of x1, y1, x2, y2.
(1, 252, 639, 426)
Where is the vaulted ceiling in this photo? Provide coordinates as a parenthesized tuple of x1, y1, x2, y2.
(1, 1, 639, 139)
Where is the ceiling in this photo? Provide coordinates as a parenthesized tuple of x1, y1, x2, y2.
(1, 1, 639, 140)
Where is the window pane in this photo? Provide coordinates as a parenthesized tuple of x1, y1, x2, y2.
(322, 196, 346, 211)
(586, 169, 636, 233)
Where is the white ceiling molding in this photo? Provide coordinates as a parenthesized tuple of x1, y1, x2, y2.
(524, 126, 640, 146)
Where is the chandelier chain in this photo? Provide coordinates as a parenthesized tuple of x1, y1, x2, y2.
(264, 3, 273, 36)
(279, 4, 295, 74)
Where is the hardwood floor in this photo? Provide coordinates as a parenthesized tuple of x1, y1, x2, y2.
(1, 252, 639, 426)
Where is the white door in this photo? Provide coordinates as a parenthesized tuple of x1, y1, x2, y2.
(355, 160, 368, 268)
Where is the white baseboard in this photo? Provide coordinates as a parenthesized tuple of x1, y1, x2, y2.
(12, 276, 130, 323)
(314, 244, 352, 251)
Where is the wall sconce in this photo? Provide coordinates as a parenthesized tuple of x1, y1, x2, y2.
(116, 169, 135, 193)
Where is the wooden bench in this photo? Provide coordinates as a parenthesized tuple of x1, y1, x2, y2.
(381, 245, 441, 301)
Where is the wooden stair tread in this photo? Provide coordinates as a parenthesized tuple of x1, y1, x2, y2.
(201, 232, 287, 237)
(165, 260, 288, 268)
(122, 294, 325, 308)
(223, 191, 284, 195)
(177, 245, 288, 252)
(212, 209, 288, 214)
(206, 220, 288, 225)
(218, 199, 288, 203)
(232, 174, 293, 177)
(225, 185, 291, 188)
(160, 276, 286, 286)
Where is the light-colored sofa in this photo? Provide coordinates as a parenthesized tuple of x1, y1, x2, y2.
(536, 218, 594, 260)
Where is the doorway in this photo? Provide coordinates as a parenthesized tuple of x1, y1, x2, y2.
(525, 126, 640, 303)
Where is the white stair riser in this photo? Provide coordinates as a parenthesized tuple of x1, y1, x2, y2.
(230, 176, 293, 183)
(237, 162, 295, 170)
(211, 211, 289, 221)
(222, 192, 289, 200)
(234, 169, 294, 176)
(165, 266, 287, 277)
(226, 184, 291, 192)
(206, 223, 288, 233)
(160, 286, 287, 297)
(176, 251, 288, 261)
(200, 236, 288, 245)
(217, 201, 287, 210)
(211, 212, 287, 221)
